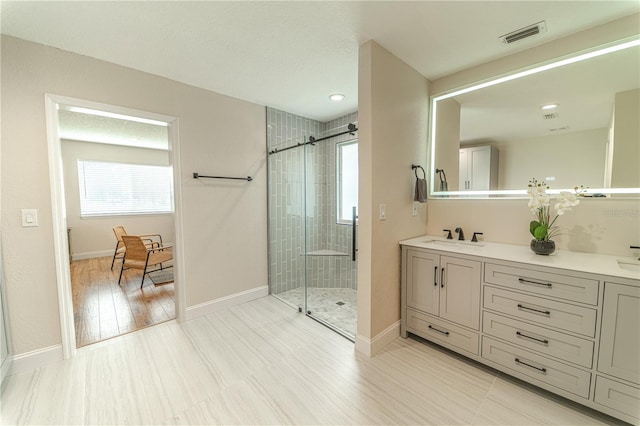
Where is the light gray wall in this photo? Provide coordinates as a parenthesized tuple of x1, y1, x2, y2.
(493, 128, 608, 190)
(611, 88, 640, 188)
(357, 40, 429, 346)
(1, 35, 267, 355)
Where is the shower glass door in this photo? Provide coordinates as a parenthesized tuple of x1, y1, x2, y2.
(303, 134, 358, 340)
(266, 108, 358, 341)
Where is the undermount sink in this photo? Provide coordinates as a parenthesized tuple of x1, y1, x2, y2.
(617, 258, 640, 273)
(423, 239, 485, 247)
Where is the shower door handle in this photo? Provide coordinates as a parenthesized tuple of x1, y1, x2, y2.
(351, 206, 358, 262)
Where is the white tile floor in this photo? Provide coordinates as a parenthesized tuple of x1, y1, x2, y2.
(0, 296, 622, 425)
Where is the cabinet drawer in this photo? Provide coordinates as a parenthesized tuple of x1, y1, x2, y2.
(482, 312, 594, 368)
(484, 286, 597, 337)
(482, 337, 591, 399)
(484, 263, 599, 305)
(594, 376, 640, 421)
(406, 308, 479, 355)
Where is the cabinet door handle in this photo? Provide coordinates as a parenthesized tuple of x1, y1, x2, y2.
(516, 331, 549, 345)
(515, 358, 547, 374)
(433, 266, 438, 287)
(518, 278, 552, 288)
(428, 325, 450, 336)
(517, 303, 551, 316)
(440, 267, 445, 288)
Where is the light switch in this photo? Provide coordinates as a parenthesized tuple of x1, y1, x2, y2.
(21, 209, 39, 227)
(412, 202, 418, 216)
(379, 204, 386, 221)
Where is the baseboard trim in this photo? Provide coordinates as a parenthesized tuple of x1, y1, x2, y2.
(71, 249, 113, 261)
(11, 345, 63, 375)
(355, 320, 401, 357)
(185, 285, 269, 321)
(72, 242, 175, 262)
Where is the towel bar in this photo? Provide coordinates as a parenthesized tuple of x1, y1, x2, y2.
(193, 172, 252, 182)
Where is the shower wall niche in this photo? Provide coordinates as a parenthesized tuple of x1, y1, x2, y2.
(267, 107, 358, 335)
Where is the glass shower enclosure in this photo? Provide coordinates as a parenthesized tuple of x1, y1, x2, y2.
(267, 108, 358, 340)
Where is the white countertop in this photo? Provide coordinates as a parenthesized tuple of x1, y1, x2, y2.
(400, 235, 640, 282)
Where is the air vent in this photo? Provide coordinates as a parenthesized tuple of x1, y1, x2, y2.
(543, 112, 559, 120)
(500, 21, 547, 44)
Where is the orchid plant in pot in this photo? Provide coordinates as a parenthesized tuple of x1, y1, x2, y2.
(527, 178, 585, 255)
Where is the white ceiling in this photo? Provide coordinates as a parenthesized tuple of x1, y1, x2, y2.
(2, 1, 638, 123)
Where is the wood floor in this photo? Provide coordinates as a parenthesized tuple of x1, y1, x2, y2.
(1, 296, 620, 425)
(71, 255, 175, 347)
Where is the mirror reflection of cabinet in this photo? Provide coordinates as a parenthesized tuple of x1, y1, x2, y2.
(459, 145, 498, 191)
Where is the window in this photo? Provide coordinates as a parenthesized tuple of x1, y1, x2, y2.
(337, 140, 358, 223)
(77, 160, 173, 217)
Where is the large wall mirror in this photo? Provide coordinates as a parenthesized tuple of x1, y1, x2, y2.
(429, 37, 640, 198)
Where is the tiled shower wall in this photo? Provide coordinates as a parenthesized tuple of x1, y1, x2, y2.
(267, 107, 358, 295)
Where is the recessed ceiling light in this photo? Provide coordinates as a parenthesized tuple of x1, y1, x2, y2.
(542, 104, 558, 110)
(329, 93, 345, 101)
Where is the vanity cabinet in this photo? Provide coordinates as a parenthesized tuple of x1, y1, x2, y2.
(400, 238, 640, 424)
(458, 145, 498, 190)
(593, 282, 640, 420)
(402, 248, 481, 355)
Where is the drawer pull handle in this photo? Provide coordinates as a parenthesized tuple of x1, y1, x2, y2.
(516, 331, 549, 345)
(515, 358, 547, 374)
(434, 266, 438, 287)
(517, 303, 551, 316)
(428, 325, 450, 336)
(518, 278, 552, 288)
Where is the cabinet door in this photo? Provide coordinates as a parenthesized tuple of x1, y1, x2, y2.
(459, 149, 468, 190)
(439, 255, 481, 329)
(598, 282, 640, 385)
(406, 250, 439, 316)
(468, 146, 491, 190)
(459, 146, 493, 190)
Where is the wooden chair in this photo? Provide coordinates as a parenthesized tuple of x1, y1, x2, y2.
(118, 235, 173, 288)
(110, 226, 163, 269)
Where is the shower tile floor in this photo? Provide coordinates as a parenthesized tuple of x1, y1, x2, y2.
(273, 287, 357, 339)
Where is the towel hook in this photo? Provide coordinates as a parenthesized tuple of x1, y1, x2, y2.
(412, 164, 426, 179)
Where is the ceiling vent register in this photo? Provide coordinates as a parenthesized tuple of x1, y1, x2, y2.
(500, 21, 547, 44)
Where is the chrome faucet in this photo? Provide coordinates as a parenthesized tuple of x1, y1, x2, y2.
(455, 227, 465, 241)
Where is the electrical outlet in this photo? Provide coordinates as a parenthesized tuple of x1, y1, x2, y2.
(379, 204, 386, 220)
(412, 202, 418, 216)
(21, 209, 39, 227)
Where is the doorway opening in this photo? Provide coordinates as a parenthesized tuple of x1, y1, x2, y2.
(45, 95, 185, 357)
